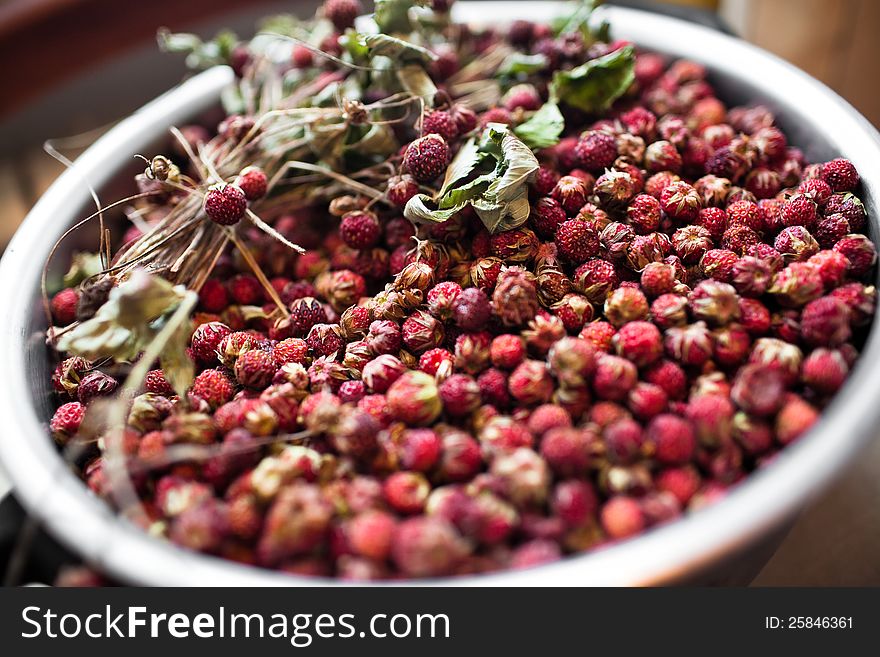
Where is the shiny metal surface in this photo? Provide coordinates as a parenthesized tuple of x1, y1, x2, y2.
(1, 2, 879, 586)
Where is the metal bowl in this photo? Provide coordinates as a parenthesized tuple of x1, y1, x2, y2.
(1, 2, 879, 586)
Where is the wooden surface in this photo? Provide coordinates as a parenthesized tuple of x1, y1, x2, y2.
(721, 0, 880, 127)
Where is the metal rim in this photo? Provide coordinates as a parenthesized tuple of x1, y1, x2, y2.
(1, 2, 879, 586)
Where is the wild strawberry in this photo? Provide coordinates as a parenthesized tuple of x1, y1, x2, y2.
(324, 0, 361, 31)
(555, 219, 599, 263)
(384, 471, 430, 514)
(72, 370, 116, 405)
(820, 158, 859, 192)
(437, 430, 483, 481)
(825, 192, 866, 232)
(672, 225, 713, 264)
(573, 258, 618, 304)
(492, 266, 540, 327)
(575, 130, 617, 171)
(659, 180, 701, 222)
(532, 167, 560, 196)
(50, 401, 85, 444)
(191, 321, 232, 363)
(551, 292, 594, 332)
(387, 371, 442, 426)
(834, 234, 877, 277)
(234, 166, 267, 201)
(831, 283, 876, 325)
(775, 395, 819, 445)
(774, 226, 819, 263)
(449, 103, 478, 134)
(800, 296, 851, 347)
(384, 176, 419, 210)
(227, 274, 261, 306)
(391, 517, 468, 577)
(289, 297, 328, 336)
(204, 183, 247, 225)
(419, 109, 459, 142)
(613, 321, 662, 367)
(362, 354, 406, 393)
(604, 286, 649, 327)
(403, 134, 450, 182)
(346, 510, 397, 561)
(141, 370, 173, 397)
(626, 194, 661, 234)
(397, 429, 441, 473)
(191, 368, 236, 408)
(306, 323, 344, 356)
(601, 496, 645, 539)
(503, 83, 542, 111)
(234, 349, 277, 389)
(339, 211, 380, 249)
(51, 288, 80, 325)
(198, 279, 228, 314)
(532, 197, 567, 237)
(552, 176, 590, 215)
(452, 287, 491, 330)
(438, 374, 480, 416)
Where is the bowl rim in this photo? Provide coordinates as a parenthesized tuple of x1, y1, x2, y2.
(1, 1, 879, 586)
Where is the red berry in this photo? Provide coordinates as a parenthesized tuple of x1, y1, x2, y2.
(192, 368, 236, 408)
(234, 166, 267, 201)
(324, 0, 362, 31)
(50, 401, 85, 444)
(647, 414, 696, 464)
(51, 288, 79, 325)
(340, 211, 381, 249)
(420, 109, 459, 142)
(204, 183, 247, 225)
(190, 321, 232, 363)
(601, 496, 645, 539)
(400, 428, 442, 471)
(575, 130, 617, 171)
(439, 374, 481, 416)
(383, 471, 430, 514)
(555, 219, 600, 263)
(403, 134, 450, 183)
(234, 349, 277, 389)
(820, 158, 859, 192)
(198, 279, 229, 313)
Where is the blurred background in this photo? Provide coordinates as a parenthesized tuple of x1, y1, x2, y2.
(0, 0, 878, 584)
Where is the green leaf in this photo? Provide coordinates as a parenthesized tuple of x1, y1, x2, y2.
(362, 33, 437, 63)
(514, 102, 565, 150)
(553, 1, 598, 41)
(497, 53, 548, 77)
(374, 0, 428, 34)
(439, 138, 482, 195)
(550, 45, 635, 113)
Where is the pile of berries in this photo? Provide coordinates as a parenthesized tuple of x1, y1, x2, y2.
(47, 4, 876, 581)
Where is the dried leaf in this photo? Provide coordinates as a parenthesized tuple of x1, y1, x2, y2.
(362, 34, 437, 63)
(397, 64, 438, 102)
(57, 270, 187, 363)
(374, 0, 428, 34)
(63, 252, 104, 288)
